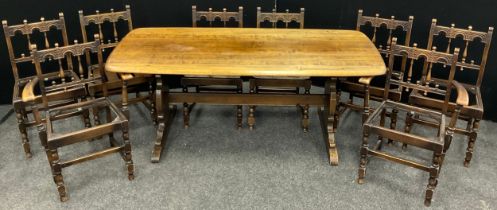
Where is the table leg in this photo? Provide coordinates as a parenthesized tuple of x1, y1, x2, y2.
(151, 75, 176, 163)
(318, 78, 339, 166)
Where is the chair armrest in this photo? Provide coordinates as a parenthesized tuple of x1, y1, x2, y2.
(358, 76, 374, 85)
(120, 73, 135, 81)
(21, 78, 38, 102)
(452, 80, 469, 106)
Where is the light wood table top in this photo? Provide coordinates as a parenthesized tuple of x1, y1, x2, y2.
(106, 27, 386, 77)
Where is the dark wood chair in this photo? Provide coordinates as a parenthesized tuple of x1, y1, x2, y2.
(339, 9, 414, 122)
(2, 13, 89, 158)
(248, 7, 311, 131)
(79, 5, 156, 123)
(358, 38, 468, 206)
(409, 19, 493, 167)
(181, 5, 244, 129)
(30, 35, 133, 202)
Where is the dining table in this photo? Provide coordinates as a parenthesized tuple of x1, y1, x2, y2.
(105, 27, 386, 165)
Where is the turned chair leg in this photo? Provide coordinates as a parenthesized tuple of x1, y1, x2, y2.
(402, 111, 414, 150)
(424, 152, 442, 207)
(15, 108, 31, 158)
(48, 148, 68, 202)
(82, 106, 92, 129)
(358, 129, 370, 184)
(122, 122, 134, 180)
(248, 106, 256, 130)
(302, 104, 309, 132)
(248, 81, 256, 130)
(362, 84, 370, 123)
(464, 118, 480, 167)
(237, 105, 243, 129)
(377, 108, 386, 144)
(182, 86, 190, 129)
(387, 108, 398, 145)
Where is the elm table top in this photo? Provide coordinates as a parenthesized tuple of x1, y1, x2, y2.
(105, 27, 386, 77)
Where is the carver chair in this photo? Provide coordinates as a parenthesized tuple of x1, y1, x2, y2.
(2, 13, 89, 158)
(408, 19, 493, 167)
(30, 36, 133, 202)
(181, 5, 244, 129)
(339, 9, 414, 123)
(358, 38, 468, 206)
(248, 7, 311, 131)
(79, 5, 156, 123)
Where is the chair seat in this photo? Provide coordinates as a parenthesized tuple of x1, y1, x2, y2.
(364, 100, 445, 151)
(409, 87, 483, 119)
(46, 97, 127, 148)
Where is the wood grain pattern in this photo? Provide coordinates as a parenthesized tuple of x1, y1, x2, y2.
(106, 27, 386, 77)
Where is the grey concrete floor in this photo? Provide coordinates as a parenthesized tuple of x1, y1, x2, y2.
(0, 94, 495, 209)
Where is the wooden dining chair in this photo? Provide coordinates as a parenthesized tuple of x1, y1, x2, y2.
(2, 13, 89, 158)
(248, 7, 311, 131)
(79, 5, 156, 123)
(358, 38, 468, 206)
(181, 5, 244, 129)
(339, 10, 414, 123)
(30, 35, 133, 202)
(409, 19, 493, 167)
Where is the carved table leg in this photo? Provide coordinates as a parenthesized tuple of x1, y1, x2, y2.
(151, 75, 176, 163)
(319, 78, 339, 166)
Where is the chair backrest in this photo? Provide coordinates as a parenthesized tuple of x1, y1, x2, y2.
(386, 38, 460, 113)
(2, 13, 70, 81)
(79, 5, 133, 50)
(192, 5, 243, 28)
(31, 35, 104, 108)
(427, 19, 493, 88)
(356, 10, 414, 93)
(356, 9, 413, 54)
(256, 7, 305, 29)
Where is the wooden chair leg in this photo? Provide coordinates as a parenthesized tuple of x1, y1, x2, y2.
(236, 105, 242, 129)
(302, 104, 309, 132)
(464, 119, 480, 167)
(362, 84, 370, 123)
(15, 108, 31, 158)
(424, 152, 442, 207)
(248, 106, 256, 130)
(387, 108, 398, 144)
(121, 80, 130, 119)
(402, 111, 414, 150)
(49, 149, 68, 202)
(182, 87, 190, 129)
(358, 129, 370, 184)
(122, 123, 134, 180)
(82, 106, 92, 128)
(377, 108, 386, 143)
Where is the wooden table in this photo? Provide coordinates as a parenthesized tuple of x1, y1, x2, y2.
(106, 27, 386, 165)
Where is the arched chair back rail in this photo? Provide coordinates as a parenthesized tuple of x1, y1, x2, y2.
(181, 5, 245, 129)
(30, 35, 134, 202)
(2, 13, 82, 158)
(359, 37, 468, 207)
(256, 7, 305, 28)
(249, 7, 311, 131)
(79, 5, 156, 122)
(409, 19, 494, 167)
(192, 5, 243, 27)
